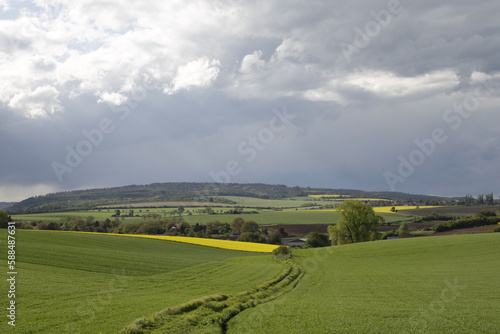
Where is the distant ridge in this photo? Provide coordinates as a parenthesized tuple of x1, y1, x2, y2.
(0, 202, 17, 210)
(6, 182, 452, 214)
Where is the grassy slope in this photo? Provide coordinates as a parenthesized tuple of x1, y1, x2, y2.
(0, 230, 283, 334)
(229, 233, 500, 333)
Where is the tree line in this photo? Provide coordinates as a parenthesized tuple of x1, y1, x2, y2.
(15, 216, 289, 245)
(463, 193, 495, 206)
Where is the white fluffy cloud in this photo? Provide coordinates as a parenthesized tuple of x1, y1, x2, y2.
(343, 70, 459, 97)
(8, 85, 62, 117)
(97, 91, 128, 106)
(166, 57, 220, 94)
(1, 0, 500, 200)
(0, 0, 9, 12)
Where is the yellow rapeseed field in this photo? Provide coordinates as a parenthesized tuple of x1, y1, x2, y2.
(373, 206, 441, 213)
(123, 234, 279, 253)
(284, 205, 440, 213)
(26, 230, 278, 253)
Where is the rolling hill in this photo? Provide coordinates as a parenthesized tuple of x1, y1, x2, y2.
(6, 182, 452, 214)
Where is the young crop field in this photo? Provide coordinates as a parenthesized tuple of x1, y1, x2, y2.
(307, 194, 389, 201)
(97, 201, 235, 208)
(220, 196, 325, 208)
(13, 207, 414, 230)
(228, 233, 500, 333)
(0, 230, 284, 333)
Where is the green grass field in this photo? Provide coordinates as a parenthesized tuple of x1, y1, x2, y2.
(228, 233, 500, 333)
(0, 230, 283, 333)
(221, 196, 324, 208)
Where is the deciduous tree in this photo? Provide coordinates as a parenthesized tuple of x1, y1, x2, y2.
(327, 201, 384, 245)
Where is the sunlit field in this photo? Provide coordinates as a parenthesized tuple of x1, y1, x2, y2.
(1, 230, 283, 333)
(229, 233, 500, 333)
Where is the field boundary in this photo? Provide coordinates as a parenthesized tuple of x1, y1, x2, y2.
(119, 261, 304, 334)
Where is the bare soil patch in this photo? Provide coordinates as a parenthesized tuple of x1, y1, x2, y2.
(404, 205, 499, 217)
(430, 225, 499, 236)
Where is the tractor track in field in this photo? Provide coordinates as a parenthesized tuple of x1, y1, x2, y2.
(119, 261, 304, 334)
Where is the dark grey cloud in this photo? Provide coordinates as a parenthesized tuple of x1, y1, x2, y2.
(1, 0, 500, 201)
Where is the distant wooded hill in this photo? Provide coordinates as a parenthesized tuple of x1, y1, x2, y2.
(5, 182, 451, 214)
(0, 202, 17, 210)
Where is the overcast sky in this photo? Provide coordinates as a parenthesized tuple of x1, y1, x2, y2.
(1, 0, 500, 201)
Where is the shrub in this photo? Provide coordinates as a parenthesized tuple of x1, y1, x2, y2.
(273, 246, 291, 257)
(433, 216, 500, 232)
(421, 213, 456, 221)
(19, 222, 34, 229)
(492, 226, 500, 233)
(381, 230, 398, 239)
(477, 210, 497, 217)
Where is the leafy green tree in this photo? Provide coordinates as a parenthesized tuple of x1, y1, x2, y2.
(327, 201, 384, 245)
(136, 221, 166, 235)
(230, 217, 245, 234)
(241, 220, 259, 233)
(477, 194, 485, 205)
(177, 206, 185, 216)
(485, 193, 494, 205)
(268, 231, 282, 245)
(464, 194, 474, 206)
(398, 222, 411, 238)
(237, 232, 266, 243)
(217, 223, 231, 235)
(0, 210, 11, 228)
(205, 221, 221, 235)
(305, 232, 331, 247)
(278, 227, 288, 238)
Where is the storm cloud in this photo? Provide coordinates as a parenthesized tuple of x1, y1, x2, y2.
(1, 0, 500, 201)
